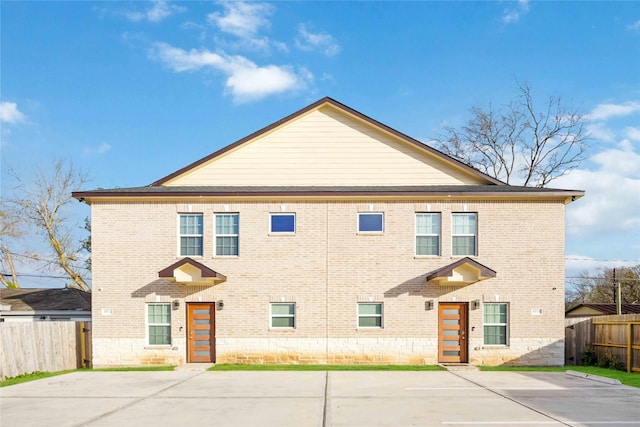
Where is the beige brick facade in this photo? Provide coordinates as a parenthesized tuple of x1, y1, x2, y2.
(78, 98, 580, 367)
(89, 198, 567, 367)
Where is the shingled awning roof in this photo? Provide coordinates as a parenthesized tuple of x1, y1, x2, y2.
(426, 258, 496, 286)
(158, 258, 227, 286)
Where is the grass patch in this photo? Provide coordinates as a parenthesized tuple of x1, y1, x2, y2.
(1, 366, 175, 387)
(478, 365, 640, 388)
(210, 364, 445, 371)
(92, 366, 175, 372)
(0, 370, 75, 387)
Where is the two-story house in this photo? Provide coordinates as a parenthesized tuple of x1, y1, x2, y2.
(73, 97, 583, 367)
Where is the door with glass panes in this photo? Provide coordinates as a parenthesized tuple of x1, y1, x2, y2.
(187, 303, 215, 363)
(438, 302, 468, 363)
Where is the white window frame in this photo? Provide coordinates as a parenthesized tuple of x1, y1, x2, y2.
(358, 212, 384, 234)
(269, 213, 296, 234)
(214, 213, 239, 256)
(452, 213, 477, 256)
(146, 303, 171, 346)
(178, 213, 204, 257)
(483, 303, 509, 346)
(357, 302, 383, 328)
(415, 213, 441, 256)
(270, 303, 296, 329)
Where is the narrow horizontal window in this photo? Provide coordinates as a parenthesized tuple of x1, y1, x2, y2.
(358, 213, 384, 233)
(270, 213, 295, 233)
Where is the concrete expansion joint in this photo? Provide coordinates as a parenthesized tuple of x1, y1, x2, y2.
(438, 363, 479, 371)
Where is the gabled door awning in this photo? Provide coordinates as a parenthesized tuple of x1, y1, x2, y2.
(158, 258, 227, 286)
(426, 257, 496, 286)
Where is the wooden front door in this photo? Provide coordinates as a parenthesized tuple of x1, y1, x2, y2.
(438, 302, 468, 363)
(187, 303, 215, 363)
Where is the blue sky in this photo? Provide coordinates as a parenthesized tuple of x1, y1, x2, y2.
(1, 1, 639, 289)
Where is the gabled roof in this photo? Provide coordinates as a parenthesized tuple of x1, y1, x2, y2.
(158, 257, 227, 285)
(426, 257, 496, 286)
(150, 97, 505, 187)
(0, 288, 91, 312)
(565, 303, 640, 316)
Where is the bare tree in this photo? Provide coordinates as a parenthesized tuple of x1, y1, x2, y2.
(0, 207, 22, 288)
(435, 82, 590, 187)
(566, 266, 640, 306)
(10, 160, 91, 291)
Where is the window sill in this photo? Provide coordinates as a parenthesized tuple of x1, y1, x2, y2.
(268, 233, 296, 236)
(356, 232, 384, 236)
(414, 255, 441, 259)
(144, 345, 172, 350)
(481, 345, 509, 349)
(269, 328, 296, 332)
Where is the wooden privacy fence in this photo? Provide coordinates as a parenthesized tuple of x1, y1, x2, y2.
(0, 321, 91, 380)
(565, 314, 640, 373)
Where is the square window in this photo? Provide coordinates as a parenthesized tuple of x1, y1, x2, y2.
(452, 213, 477, 256)
(179, 214, 203, 256)
(270, 213, 295, 233)
(215, 214, 239, 256)
(147, 303, 171, 345)
(358, 213, 384, 233)
(483, 303, 508, 346)
(271, 303, 295, 328)
(358, 303, 383, 328)
(416, 213, 441, 256)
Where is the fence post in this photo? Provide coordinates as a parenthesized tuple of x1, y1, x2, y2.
(627, 322, 632, 373)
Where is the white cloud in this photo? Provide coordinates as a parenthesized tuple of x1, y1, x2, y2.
(556, 140, 640, 235)
(566, 255, 638, 277)
(125, 1, 185, 23)
(623, 126, 640, 141)
(295, 24, 341, 57)
(502, 0, 529, 24)
(627, 19, 640, 31)
(0, 101, 26, 123)
(207, 2, 273, 39)
(588, 101, 640, 121)
(150, 42, 312, 103)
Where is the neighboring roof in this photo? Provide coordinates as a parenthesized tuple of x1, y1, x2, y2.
(0, 288, 91, 313)
(566, 303, 640, 316)
(149, 97, 505, 187)
(74, 185, 584, 201)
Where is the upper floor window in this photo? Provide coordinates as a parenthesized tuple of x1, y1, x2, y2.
(452, 213, 477, 256)
(415, 213, 441, 256)
(179, 214, 203, 256)
(215, 213, 239, 256)
(358, 212, 384, 233)
(270, 213, 296, 234)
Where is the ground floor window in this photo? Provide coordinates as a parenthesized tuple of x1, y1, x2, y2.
(483, 303, 508, 345)
(271, 303, 295, 328)
(147, 303, 171, 345)
(358, 303, 383, 328)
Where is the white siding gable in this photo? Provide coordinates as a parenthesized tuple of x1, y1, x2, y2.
(166, 105, 488, 187)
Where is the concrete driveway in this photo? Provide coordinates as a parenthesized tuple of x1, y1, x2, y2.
(1, 370, 639, 427)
